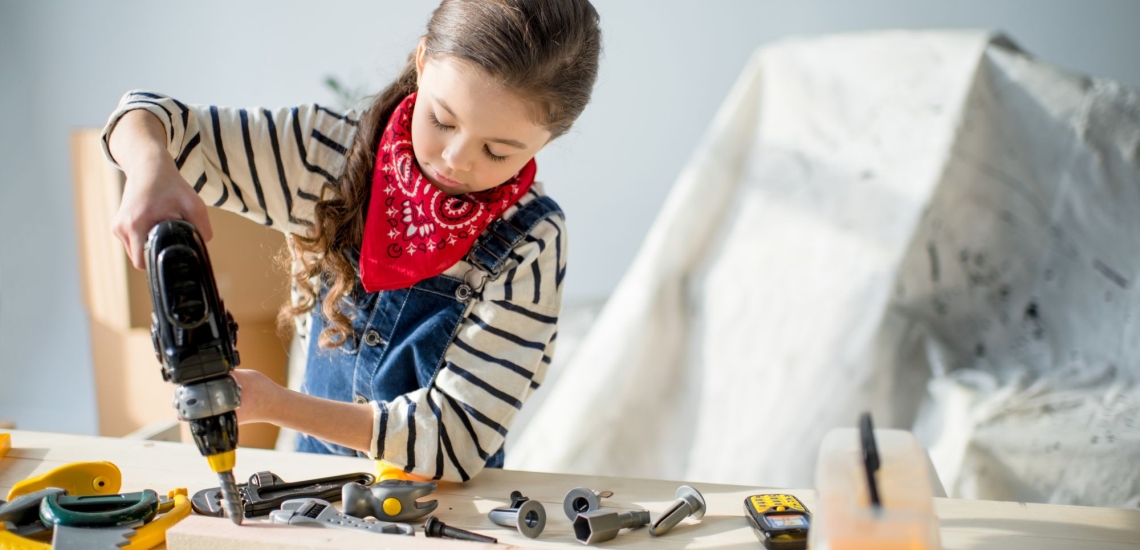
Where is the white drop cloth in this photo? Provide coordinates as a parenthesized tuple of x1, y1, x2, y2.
(509, 30, 1140, 508)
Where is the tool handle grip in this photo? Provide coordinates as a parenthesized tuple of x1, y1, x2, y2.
(40, 490, 159, 528)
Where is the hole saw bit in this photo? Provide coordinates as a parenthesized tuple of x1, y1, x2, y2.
(146, 220, 246, 524)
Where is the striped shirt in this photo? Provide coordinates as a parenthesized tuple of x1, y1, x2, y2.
(100, 90, 566, 481)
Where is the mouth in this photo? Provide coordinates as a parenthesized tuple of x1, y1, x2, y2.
(426, 165, 465, 190)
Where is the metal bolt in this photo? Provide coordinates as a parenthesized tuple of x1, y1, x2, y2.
(423, 516, 498, 544)
(563, 487, 614, 520)
(488, 491, 546, 539)
(572, 509, 650, 545)
(648, 485, 706, 536)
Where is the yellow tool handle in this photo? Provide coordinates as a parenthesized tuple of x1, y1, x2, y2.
(0, 433, 10, 458)
(7, 461, 121, 501)
(375, 460, 431, 482)
(0, 525, 50, 550)
(124, 489, 192, 550)
(0, 489, 190, 550)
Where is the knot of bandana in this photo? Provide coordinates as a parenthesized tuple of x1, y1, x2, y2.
(359, 93, 537, 292)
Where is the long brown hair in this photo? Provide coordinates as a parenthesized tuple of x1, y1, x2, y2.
(282, 0, 602, 348)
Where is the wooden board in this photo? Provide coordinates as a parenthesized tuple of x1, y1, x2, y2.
(1, 430, 1138, 549)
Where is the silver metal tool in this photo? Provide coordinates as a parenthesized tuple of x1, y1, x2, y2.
(341, 480, 438, 522)
(269, 498, 414, 536)
(572, 508, 651, 545)
(0, 487, 65, 537)
(51, 526, 138, 550)
(487, 491, 546, 539)
(649, 485, 706, 536)
(562, 487, 613, 520)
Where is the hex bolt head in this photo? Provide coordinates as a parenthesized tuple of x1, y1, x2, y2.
(563, 487, 613, 520)
(572, 509, 650, 545)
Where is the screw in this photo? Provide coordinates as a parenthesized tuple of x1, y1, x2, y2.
(648, 485, 706, 536)
(423, 516, 498, 544)
(562, 487, 614, 520)
(572, 509, 650, 545)
(488, 491, 546, 538)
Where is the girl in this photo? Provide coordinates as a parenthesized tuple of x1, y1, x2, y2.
(102, 0, 601, 481)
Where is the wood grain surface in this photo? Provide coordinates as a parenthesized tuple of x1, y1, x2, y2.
(2, 430, 1138, 549)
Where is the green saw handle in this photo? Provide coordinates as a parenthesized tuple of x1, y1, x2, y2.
(39, 490, 159, 527)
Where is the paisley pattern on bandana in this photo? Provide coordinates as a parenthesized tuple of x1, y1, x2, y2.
(359, 93, 536, 292)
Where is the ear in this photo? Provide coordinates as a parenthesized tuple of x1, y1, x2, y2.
(414, 37, 427, 84)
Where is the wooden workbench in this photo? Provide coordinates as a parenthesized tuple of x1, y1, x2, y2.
(2, 430, 1138, 549)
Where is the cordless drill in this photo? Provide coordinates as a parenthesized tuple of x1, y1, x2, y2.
(145, 220, 246, 524)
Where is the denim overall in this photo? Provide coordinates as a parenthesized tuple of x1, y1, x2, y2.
(295, 195, 562, 472)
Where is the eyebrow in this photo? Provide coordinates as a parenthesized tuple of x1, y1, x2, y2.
(435, 96, 528, 149)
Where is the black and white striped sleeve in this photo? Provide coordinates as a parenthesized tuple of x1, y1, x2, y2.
(369, 212, 568, 481)
(99, 90, 359, 235)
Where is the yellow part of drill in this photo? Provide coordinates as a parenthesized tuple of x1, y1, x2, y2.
(206, 450, 243, 525)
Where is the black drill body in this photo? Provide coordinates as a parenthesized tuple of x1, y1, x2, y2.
(145, 219, 245, 523)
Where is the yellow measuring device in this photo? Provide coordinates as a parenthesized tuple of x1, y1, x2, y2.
(744, 494, 810, 549)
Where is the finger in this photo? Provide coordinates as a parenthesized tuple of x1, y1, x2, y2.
(185, 197, 213, 242)
(129, 233, 146, 270)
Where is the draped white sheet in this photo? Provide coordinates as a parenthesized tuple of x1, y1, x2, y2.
(509, 31, 1140, 508)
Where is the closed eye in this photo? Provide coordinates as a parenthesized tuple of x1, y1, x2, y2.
(429, 111, 453, 131)
(431, 111, 508, 163)
(483, 145, 507, 163)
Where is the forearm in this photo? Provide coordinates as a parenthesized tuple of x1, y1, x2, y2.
(107, 109, 173, 177)
(262, 386, 376, 453)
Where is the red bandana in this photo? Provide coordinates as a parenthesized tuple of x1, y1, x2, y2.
(359, 93, 536, 292)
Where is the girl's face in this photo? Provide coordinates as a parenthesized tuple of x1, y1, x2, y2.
(412, 52, 552, 195)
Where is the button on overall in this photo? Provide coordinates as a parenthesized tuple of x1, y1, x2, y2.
(363, 330, 384, 346)
(294, 195, 562, 472)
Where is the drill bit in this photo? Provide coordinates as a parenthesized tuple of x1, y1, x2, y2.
(217, 470, 245, 525)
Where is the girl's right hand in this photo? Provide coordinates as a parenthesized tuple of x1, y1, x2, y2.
(108, 110, 214, 270)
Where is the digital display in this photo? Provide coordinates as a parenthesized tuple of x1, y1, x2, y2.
(764, 514, 808, 528)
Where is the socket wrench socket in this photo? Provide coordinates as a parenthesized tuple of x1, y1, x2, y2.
(572, 509, 650, 545)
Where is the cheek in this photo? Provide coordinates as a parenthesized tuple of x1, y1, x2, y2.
(410, 114, 443, 163)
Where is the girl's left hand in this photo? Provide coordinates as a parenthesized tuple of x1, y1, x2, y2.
(230, 369, 282, 424)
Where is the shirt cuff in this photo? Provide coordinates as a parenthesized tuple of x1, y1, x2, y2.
(367, 400, 383, 460)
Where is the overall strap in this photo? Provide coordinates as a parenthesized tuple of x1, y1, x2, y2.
(466, 195, 562, 279)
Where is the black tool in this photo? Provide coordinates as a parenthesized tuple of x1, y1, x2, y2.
(423, 516, 498, 544)
(859, 412, 882, 508)
(744, 494, 811, 550)
(146, 220, 244, 524)
(191, 471, 374, 518)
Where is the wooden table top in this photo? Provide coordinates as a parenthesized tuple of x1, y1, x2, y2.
(2, 429, 1138, 549)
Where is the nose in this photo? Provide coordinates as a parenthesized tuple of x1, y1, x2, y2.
(441, 140, 475, 172)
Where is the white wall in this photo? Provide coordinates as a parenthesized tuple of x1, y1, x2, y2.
(2, 0, 1139, 434)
